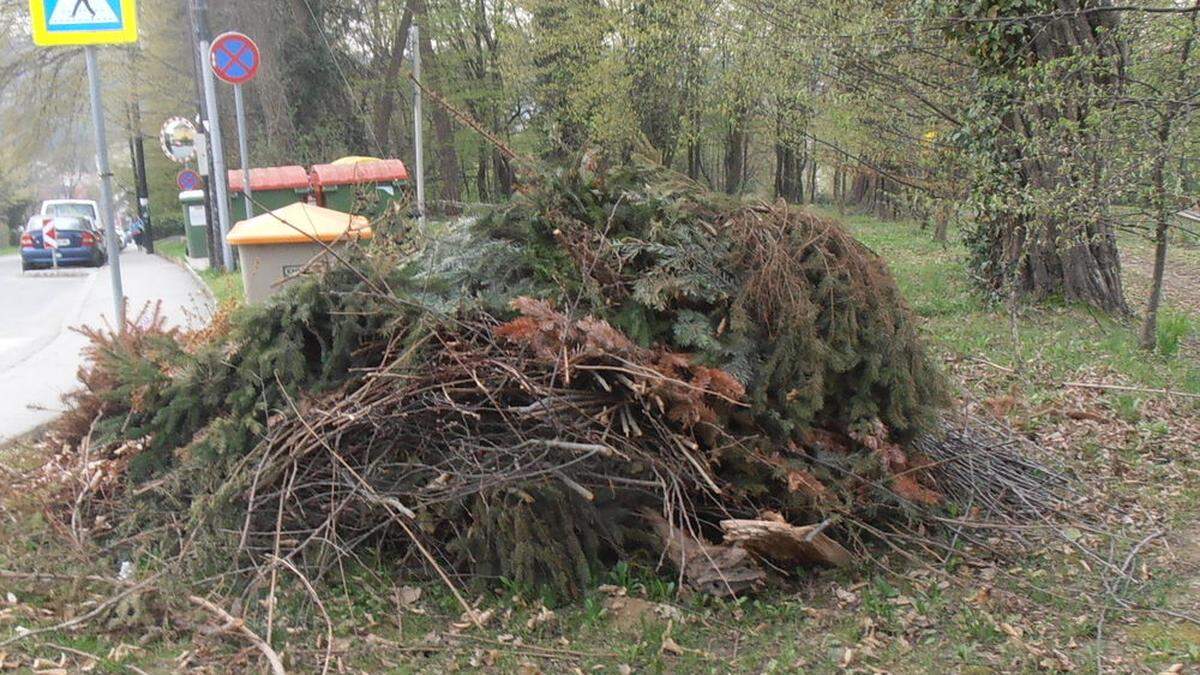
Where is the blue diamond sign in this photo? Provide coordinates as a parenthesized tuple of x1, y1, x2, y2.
(29, 0, 138, 46)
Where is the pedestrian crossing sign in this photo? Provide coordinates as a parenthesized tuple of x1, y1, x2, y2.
(29, 0, 137, 46)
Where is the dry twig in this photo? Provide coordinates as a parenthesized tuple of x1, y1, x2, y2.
(189, 594, 286, 675)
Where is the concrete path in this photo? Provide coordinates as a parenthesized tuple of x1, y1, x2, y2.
(0, 249, 212, 443)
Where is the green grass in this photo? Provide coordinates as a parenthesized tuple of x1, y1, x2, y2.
(823, 210, 1200, 396)
(197, 266, 243, 305)
(153, 237, 187, 261)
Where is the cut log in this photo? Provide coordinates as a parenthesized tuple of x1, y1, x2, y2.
(644, 510, 765, 597)
(720, 518, 854, 568)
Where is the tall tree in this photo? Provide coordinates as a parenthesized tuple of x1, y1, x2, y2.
(1126, 2, 1200, 349)
(948, 0, 1129, 313)
(414, 0, 463, 209)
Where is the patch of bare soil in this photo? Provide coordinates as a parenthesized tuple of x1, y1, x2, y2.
(1121, 242, 1200, 316)
(1176, 524, 1200, 602)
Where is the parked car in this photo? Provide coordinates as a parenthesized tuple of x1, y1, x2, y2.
(20, 216, 107, 271)
(113, 223, 131, 249)
(41, 199, 130, 249)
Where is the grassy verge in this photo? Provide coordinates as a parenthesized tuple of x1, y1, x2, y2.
(1, 215, 1197, 673)
(154, 237, 243, 306)
(153, 237, 187, 260)
(824, 210, 1200, 396)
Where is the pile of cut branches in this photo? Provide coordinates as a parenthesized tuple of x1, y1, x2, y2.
(30, 154, 1067, 600)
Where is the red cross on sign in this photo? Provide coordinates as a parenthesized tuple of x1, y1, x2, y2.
(210, 32, 260, 85)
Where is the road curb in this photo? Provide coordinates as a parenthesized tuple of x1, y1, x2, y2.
(159, 253, 217, 306)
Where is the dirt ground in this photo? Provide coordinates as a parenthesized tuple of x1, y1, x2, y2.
(1120, 237, 1200, 316)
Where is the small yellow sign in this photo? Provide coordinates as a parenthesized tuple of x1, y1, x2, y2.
(29, 0, 138, 47)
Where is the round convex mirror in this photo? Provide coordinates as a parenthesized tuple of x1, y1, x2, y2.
(160, 117, 198, 164)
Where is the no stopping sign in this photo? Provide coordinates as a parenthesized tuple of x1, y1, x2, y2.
(210, 32, 260, 85)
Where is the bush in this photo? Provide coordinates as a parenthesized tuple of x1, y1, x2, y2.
(152, 213, 185, 240)
(4, 225, 17, 248)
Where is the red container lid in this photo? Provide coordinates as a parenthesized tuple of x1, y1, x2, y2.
(310, 159, 410, 187)
(228, 166, 311, 193)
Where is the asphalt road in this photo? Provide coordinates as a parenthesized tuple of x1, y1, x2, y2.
(0, 249, 212, 443)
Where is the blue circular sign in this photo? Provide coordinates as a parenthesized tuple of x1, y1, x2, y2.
(210, 32, 260, 85)
(177, 169, 201, 191)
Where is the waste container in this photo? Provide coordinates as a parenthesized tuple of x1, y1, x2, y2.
(310, 159, 409, 220)
(227, 166, 311, 221)
(226, 202, 372, 304)
(179, 190, 210, 259)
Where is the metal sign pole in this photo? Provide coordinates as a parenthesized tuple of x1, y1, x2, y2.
(233, 83, 254, 220)
(199, 39, 235, 270)
(410, 25, 426, 226)
(84, 46, 126, 330)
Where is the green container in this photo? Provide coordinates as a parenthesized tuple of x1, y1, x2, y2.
(179, 190, 210, 259)
(318, 182, 407, 219)
(311, 160, 411, 220)
(230, 188, 310, 222)
(228, 167, 312, 222)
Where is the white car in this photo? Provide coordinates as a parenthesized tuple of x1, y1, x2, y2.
(40, 199, 100, 223)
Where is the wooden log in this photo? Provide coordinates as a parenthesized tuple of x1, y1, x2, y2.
(720, 518, 854, 568)
(644, 510, 765, 597)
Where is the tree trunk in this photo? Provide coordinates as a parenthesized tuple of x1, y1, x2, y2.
(687, 141, 702, 182)
(414, 0, 463, 212)
(848, 169, 871, 205)
(805, 140, 817, 204)
(932, 202, 950, 243)
(1140, 1, 1197, 348)
(774, 142, 804, 203)
(493, 148, 514, 198)
(1139, 201, 1171, 351)
(963, 0, 1129, 313)
(475, 142, 489, 202)
(372, 0, 417, 154)
(724, 126, 748, 195)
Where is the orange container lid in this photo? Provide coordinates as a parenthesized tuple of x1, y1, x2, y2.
(227, 202, 373, 246)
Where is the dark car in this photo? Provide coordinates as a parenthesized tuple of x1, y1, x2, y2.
(20, 216, 107, 271)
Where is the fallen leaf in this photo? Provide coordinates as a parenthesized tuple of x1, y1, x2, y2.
(452, 607, 495, 631)
(834, 587, 860, 607)
(660, 636, 683, 656)
(526, 605, 557, 630)
(395, 586, 422, 608)
(970, 586, 992, 605)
